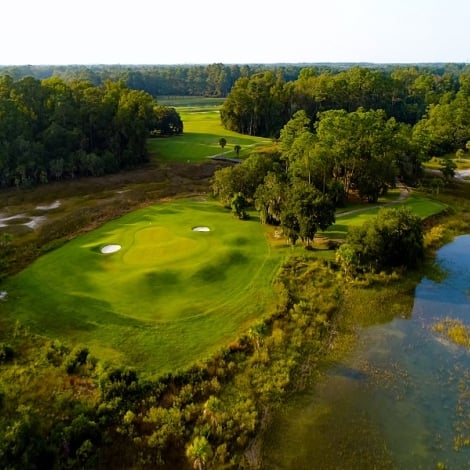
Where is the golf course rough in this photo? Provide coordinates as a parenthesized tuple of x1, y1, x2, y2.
(2, 199, 283, 378)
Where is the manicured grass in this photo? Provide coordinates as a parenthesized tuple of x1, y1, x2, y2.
(2, 199, 285, 378)
(321, 193, 448, 239)
(156, 96, 226, 107)
(148, 101, 269, 163)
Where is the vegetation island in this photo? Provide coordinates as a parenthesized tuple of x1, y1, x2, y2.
(1, 62, 470, 469)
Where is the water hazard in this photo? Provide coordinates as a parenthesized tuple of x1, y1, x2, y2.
(263, 235, 470, 469)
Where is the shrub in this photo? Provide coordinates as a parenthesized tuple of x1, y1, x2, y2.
(0, 343, 14, 363)
(337, 207, 424, 274)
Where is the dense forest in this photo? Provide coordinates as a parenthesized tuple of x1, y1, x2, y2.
(1, 62, 468, 100)
(220, 65, 470, 153)
(0, 63, 303, 98)
(0, 76, 182, 188)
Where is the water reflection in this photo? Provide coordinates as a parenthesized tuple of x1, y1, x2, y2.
(263, 235, 470, 469)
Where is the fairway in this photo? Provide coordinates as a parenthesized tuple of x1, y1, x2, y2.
(148, 99, 269, 162)
(321, 193, 448, 239)
(2, 199, 284, 377)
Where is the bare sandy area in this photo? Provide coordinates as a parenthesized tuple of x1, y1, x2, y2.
(101, 244, 122, 254)
(36, 200, 61, 210)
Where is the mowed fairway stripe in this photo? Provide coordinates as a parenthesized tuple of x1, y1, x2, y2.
(2, 199, 283, 377)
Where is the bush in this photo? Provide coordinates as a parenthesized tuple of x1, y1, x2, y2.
(337, 207, 424, 274)
(0, 343, 14, 363)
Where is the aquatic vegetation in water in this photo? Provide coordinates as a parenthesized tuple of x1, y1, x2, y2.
(432, 318, 470, 350)
(432, 320, 470, 452)
(453, 368, 470, 451)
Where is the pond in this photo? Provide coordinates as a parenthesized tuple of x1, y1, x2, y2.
(263, 235, 470, 469)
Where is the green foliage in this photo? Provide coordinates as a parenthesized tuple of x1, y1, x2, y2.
(152, 106, 183, 136)
(432, 318, 470, 349)
(220, 71, 289, 137)
(65, 346, 90, 374)
(254, 172, 285, 225)
(0, 233, 14, 279)
(0, 76, 179, 188)
(186, 435, 213, 470)
(338, 207, 424, 274)
(416, 91, 470, 155)
(0, 343, 14, 363)
(439, 157, 457, 180)
(62, 414, 100, 465)
(0, 406, 55, 469)
(218, 137, 227, 149)
(231, 192, 248, 219)
(211, 151, 280, 205)
(281, 180, 335, 246)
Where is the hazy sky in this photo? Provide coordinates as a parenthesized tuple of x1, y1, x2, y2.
(1, 0, 469, 65)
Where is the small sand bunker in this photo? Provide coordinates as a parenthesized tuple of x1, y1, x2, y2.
(0, 291, 7, 301)
(101, 244, 122, 254)
(192, 226, 211, 232)
(36, 200, 61, 210)
(25, 216, 47, 229)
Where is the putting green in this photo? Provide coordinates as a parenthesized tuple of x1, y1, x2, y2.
(2, 199, 284, 377)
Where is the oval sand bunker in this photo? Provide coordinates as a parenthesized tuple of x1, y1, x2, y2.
(192, 226, 211, 232)
(101, 244, 122, 254)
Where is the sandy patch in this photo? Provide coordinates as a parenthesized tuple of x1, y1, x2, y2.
(0, 214, 27, 227)
(0, 213, 47, 230)
(25, 216, 47, 229)
(0, 291, 7, 300)
(36, 200, 61, 210)
(101, 244, 122, 254)
(192, 226, 211, 232)
(455, 169, 470, 180)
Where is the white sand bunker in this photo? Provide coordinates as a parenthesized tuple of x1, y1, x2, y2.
(192, 226, 211, 232)
(101, 244, 122, 254)
(36, 200, 61, 210)
(0, 291, 7, 301)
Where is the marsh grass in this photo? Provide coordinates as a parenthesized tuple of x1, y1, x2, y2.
(432, 318, 470, 349)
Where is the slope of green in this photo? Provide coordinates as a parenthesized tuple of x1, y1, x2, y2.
(2, 199, 285, 378)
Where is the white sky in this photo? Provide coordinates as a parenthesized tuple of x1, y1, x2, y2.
(1, 0, 469, 65)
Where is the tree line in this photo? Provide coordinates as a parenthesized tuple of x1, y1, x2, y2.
(0, 63, 302, 98)
(2, 63, 469, 101)
(0, 76, 182, 188)
(220, 65, 470, 158)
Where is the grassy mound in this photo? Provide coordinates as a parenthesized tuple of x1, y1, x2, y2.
(1, 199, 284, 378)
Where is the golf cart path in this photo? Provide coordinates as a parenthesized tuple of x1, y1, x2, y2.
(336, 184, 410, 218)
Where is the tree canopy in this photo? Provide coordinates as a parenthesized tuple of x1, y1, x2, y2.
(0, 76, 182, 188)
(336, 207, 424, 274)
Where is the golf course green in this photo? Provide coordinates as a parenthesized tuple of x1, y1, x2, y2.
(2, 199, 284, 377)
